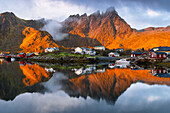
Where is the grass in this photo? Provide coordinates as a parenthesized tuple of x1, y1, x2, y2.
(46, 52, 94, 58)
(46, 64, 84, 70)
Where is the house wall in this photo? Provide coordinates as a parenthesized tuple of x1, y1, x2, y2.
(130, 54, 142, 57)
(75, 47, 82, 53)
(150, 53, 167, 59)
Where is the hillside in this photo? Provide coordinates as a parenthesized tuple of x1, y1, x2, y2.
(20, 27, 58, 53)
(0, 8, 169, 52)
(0, 12, 58, 53)
(63, 7, 170, 50)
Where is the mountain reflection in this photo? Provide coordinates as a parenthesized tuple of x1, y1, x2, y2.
(19, 62, 52, 86)
(0, 60, 170, 105)
(0, 61, 53, 101)
(62, 67, 170, 104)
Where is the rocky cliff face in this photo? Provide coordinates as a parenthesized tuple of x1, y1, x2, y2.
(1, 8, 170, 52)
(63, 7, 133, 47)
(0, 12, 58, 53)
(63, 7, 170, 50)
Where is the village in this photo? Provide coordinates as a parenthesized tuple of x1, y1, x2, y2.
(0, 46, 170, 65)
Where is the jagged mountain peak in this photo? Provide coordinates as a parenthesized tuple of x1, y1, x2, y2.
(91, 10, 100, 16)
(0, 12, 15, 16)
(105, 6, 117, 14)
(63, 7, 133, 47)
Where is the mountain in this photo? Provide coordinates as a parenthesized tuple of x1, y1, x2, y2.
(1, 8, 170, 52)
(56, 34, 102, 47)
(63, 7, 170, 50)
(0, 12, 58, 53)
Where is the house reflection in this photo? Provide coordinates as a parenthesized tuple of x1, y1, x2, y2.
(150, 68, 170, 78)
(62, 68, 170, 105)
(108, 63, 130, 69)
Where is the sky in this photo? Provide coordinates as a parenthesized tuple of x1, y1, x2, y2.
(0, 0, 170, 29)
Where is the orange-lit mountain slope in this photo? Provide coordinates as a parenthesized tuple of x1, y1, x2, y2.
(63, 7, 170, 50)
(0, 12, 58, 53)
(20, 27, 59, 53)
(107, 30, 170, 50)
(63, 8, 133, 47)
(20, 63, 51, 86)
(63, 68, 170, 103)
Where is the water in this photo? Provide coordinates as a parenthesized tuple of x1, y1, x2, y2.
(0, 60, 170, 113)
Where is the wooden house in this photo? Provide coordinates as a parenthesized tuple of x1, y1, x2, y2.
(130, 52, 147, 57)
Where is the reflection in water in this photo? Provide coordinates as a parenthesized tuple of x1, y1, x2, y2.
(20, 62, 51, 86)
(0, 61, 53, 101)
(62, 68, 170, 104)
(0, 60, 170, 113)
(150, 68, 170, 78)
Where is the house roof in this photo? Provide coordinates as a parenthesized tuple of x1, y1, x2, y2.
(150, 47, 170, 52)
(131, 52, 145, 55)
(154, 52, 167, 55)
(109, 52, 120, 55)
(94, 46, 105, 47)
(154, 73, 170, 78)
(116, 48, 124, 50)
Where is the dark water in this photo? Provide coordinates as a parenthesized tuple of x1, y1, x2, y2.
(0, 59, 170, 113)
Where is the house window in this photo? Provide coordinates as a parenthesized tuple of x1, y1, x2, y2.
(151, 54, 154, 58)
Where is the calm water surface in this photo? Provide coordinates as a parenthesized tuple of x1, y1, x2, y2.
(0, 60, 170, 113)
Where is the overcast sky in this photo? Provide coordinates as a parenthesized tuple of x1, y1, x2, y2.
(0, 0, 170, 29)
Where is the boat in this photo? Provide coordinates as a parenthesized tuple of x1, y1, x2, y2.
(115, 59, 130, 65)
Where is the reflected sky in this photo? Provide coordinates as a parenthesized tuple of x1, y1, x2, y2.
(0, 61, 170, 113)
(1, 81, 170, 113)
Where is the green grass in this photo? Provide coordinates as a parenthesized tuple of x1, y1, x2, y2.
(46, 52, 93, 58)
(46, 64, 83, 70)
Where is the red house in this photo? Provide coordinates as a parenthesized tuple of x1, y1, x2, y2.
(150, 52, 167, 59)
(25, 53, 35, 58)
(19, 61, 26, 66)
(18, 52, 26, 58)
(130, 52, 147, 57)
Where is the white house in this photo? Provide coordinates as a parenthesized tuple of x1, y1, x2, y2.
(86, 50, 96, 56)
(45, 47, 59, 53)
(75, 47, 84, 54)
(108, 52, 120, 57)
(75, 47, 96, 55)
(45, 67, 55, 72)
(95, 68, 105, 73)
(94, 46, 105, 51)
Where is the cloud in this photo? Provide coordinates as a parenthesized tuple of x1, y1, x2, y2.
(146, 9, 161, 17)
(0, 0, 170, 29)
(42, 20, 68, 41)
(0, 0, 95, 21)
